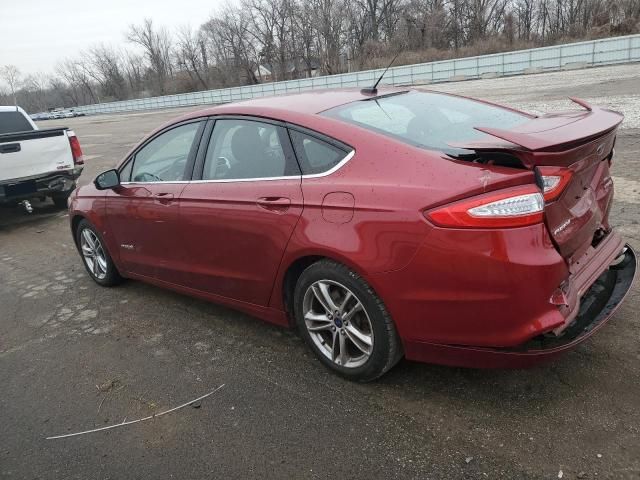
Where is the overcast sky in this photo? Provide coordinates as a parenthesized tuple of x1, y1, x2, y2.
(1, 0, 226, 78)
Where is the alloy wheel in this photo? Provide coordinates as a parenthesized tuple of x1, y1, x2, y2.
(80, 228, 108, 280)
(302, 280, 374, 368)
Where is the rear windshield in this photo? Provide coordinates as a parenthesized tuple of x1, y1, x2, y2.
(0, 111, 34, 134)
(322, 91, 529, 154)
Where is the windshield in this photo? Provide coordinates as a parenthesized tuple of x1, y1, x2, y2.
(322, 91, 529, 154)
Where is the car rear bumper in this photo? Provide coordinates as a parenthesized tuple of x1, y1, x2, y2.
(367, 220, 636, 368)
(0, 167, 83, 204)
(401, 244, 635, 368)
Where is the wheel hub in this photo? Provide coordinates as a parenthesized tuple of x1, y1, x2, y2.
(302, 279, 374, 369)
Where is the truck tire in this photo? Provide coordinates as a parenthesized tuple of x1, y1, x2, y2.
(51, 190, 73, 209)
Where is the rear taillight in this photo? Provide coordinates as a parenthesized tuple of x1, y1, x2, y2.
(538, 166, 572, 202)
(425, 185, 544, 229)
(68, 131, 84, 165)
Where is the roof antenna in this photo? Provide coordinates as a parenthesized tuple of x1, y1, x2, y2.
(361, 52, 400, 96)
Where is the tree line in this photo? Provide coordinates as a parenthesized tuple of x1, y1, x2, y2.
(2, 0, 639, 112)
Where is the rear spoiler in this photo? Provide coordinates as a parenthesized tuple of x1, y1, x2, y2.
(451, 98, 623, 152)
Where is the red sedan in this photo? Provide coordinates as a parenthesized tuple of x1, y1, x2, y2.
(69, 88, 636, 381)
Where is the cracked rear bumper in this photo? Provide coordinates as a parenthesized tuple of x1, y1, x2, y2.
(402, 244, 636, 368)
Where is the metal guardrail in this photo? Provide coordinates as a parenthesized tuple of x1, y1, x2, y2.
(76, 34, 640, 115)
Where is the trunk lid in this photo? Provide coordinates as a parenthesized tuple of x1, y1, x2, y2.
(453, 98, 623, 265)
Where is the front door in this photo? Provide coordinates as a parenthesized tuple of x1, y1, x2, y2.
(179, 118, 303, 306)
(106, 120, 204, 282)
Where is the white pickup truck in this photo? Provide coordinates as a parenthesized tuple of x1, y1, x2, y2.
(0, 106, 84, 211)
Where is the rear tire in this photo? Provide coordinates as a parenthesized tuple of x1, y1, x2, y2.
(75, 219, 122, 287)
(293, 259, 403, 382)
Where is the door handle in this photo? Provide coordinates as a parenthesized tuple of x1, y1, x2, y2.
(0, 143, 21, 154)
(153, 192, 174, 204)
(256, 196, 291, 212)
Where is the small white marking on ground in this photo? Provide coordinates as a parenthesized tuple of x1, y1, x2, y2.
(77, 310, 98, 321)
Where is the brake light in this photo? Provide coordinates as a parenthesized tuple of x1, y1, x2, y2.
(538, 166, 572, 202)
(68, 131, 84, 165)
(426, 185, 544, 229)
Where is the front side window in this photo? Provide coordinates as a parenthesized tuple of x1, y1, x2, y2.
(289, 130, 349, 175)
(202, 119, 299, 180)
(322, 91, 529, 154)
(119, 159, 133, 182)
(130, 122, 201, 182)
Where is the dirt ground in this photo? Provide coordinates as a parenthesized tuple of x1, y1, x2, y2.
(1, 63, 639, 479)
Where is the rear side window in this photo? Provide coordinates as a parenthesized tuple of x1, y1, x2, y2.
(289, 130, 349, 175)
(322, 91, 529, 154)
(0, 111, 34, 134)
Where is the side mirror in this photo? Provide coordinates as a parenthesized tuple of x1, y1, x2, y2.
(94, 169, 120, 190)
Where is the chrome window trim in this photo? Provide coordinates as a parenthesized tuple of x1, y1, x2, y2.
(300, 149, 354, 179)
(120, 181, 189, 185)
(119, 149, 356, 185)
(192, 176, 298, 184)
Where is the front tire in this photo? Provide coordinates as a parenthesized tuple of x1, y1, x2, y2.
(293, 260, 402, 382)
(75, 219, 122, 286)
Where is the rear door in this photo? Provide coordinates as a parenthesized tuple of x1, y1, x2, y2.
(178, 117, 303, 306)
(105, 120, 205, 281)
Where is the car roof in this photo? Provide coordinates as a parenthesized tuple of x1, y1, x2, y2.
(181, 87, 409, 119)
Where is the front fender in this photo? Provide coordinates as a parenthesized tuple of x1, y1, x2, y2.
(68, 186, 110, 255)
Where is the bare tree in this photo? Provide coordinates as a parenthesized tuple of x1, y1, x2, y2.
(352, 0, 402, 43)
(123, 52, 145, 95)
(201, 6, 261, 85)
(306, 0, 347, 74)
(467, 0, 509, 43)
(175, 25, 210, 90)
(246, 0, 296, 81)
(515, 0, 536, 41)
(403, 0, 448, 50)
(1, 65, 22, 107)
(127, 19, 174, 94)
(86, 45, 128, 100)
(56, 59, 99, 104)
(11, 0, 640, 111)
(22, 73, 51, 111)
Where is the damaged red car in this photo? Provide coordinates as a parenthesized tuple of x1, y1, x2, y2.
(69, 88, 636, 381)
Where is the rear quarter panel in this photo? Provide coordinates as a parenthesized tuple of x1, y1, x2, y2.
(270, 121, 536, 311)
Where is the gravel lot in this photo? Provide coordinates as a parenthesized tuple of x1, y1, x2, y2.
(1, 63, 639, 479)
